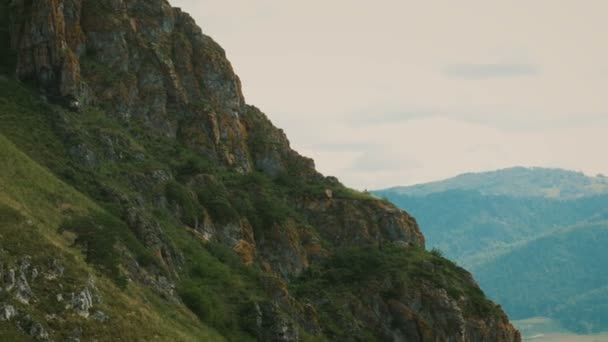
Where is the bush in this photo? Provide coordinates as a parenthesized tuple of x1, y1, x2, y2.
(179, 281, 229, 327)
(293, 245, 500, 319)
(196, 180, 240, 225)
(60, 213, 127, 287)
(166, 181, 203, 227)
(174, 151, 215, 180)
(59, 211, 157, 288)
(430, 247, 444, 258)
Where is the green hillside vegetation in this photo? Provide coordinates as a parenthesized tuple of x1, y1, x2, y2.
(0, 65, 510, 339)
(475, 222, 608, 333)
(383, 167, 608, 199)
(0, 134, 224, 340)
(0, 76, 283, 340)
(0, 0, 523, 337)
(374, 189, 608, 268)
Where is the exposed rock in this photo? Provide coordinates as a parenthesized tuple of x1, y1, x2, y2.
(67, 327, 83, 342)
(68, 287, 94, 318)
(8, 0, 255, 170)
(29, 321, 50, 341)
(3, 0, 521, 340)
(9, 0, 83, 101)
(15, 271, 34, 304)
(300, 197, 424, 249)
(92, 310, 109, 322)
(126, 207, 183, 271)
(0, 304, 16, 321)
(44, 259, 65, 280)
(251, 302, 300, 342)
(4, 268, 16, 291)
(17, 314, 50, 341)
(67, 277, 101, 318)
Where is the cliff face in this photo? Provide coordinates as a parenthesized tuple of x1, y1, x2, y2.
(0, 0, 520, 340)
(10, 0, 252, 170)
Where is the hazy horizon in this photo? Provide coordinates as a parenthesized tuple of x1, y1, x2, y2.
(172, 1, 608, 189)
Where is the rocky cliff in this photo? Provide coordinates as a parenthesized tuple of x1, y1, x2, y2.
(0, 0, 520, 340)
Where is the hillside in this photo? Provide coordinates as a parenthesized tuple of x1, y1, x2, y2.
(0, 0, 519, 340)
(374, 189, 608, 268)
(375, 169, 608, 335)
(476, 222, 608, 333)
(383, 167, 608, 199)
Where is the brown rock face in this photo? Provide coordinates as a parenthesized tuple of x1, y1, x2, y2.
(9, 0, 82, 99)
(300, 197, 425, 248)
(9, 0, 252, 170)
(3, 1, 521, 341)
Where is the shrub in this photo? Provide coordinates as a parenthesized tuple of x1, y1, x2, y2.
(60, 213, 127, 287)
(196, 180, 240, 225)
(430, 247, 444, 258)
(174, 151, 215, 180)
(59, 211, 157, 288)
(165, 181, 203, 227)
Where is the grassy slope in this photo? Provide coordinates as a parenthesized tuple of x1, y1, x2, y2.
(0, 118, 223, 339)
(0, 70, 512, 339)
(0, 76, 272, 340)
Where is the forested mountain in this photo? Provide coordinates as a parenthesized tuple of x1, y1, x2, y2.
(375, 169, 608, 334)
(384, 167, 608, 199)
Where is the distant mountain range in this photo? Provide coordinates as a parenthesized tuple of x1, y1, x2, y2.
(374, 167, 608, 334)
(383, 167, 608, 199)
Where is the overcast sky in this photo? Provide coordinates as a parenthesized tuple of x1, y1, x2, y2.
(171, 0, 608, 189)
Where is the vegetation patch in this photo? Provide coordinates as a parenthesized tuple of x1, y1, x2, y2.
(59, 212, 156, 288)
(292, 245, 500, 338)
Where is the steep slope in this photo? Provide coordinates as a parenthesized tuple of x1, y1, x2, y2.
(382, 167, 608, 199)
(0, 0, 520, 340)
(0, 134, 223, 340)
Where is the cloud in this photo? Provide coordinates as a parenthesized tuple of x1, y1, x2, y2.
(345, 108, 439, 126)
(348, 150, 421, 173)
(442, 63, 540, 80)
(311, 141, 376, 152)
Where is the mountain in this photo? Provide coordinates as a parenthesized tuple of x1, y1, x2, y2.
(0, 0, 519, 341)
(375, 168, 608, 334)
(475, 221, 608, 333)
(373, 189, 608, 268)
(384, 167, 608, 199)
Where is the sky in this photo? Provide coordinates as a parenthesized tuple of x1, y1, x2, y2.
(171, 0, 608, 190)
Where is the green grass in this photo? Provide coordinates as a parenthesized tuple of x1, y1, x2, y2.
(0, 133, 225, 340)
(154, 211, 265, 341)
(0, 66, 508, 340)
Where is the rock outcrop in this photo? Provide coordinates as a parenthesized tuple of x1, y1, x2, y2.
(1, 0, 521, 341)
(9, 0, 251, 170)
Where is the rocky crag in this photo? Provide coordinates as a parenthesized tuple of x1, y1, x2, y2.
(0, 0, 520, 340)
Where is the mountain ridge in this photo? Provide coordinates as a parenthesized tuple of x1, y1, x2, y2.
(381, 167, 608, 199)
(0, 0, 519, 340)
(375, 168, 608, 335)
